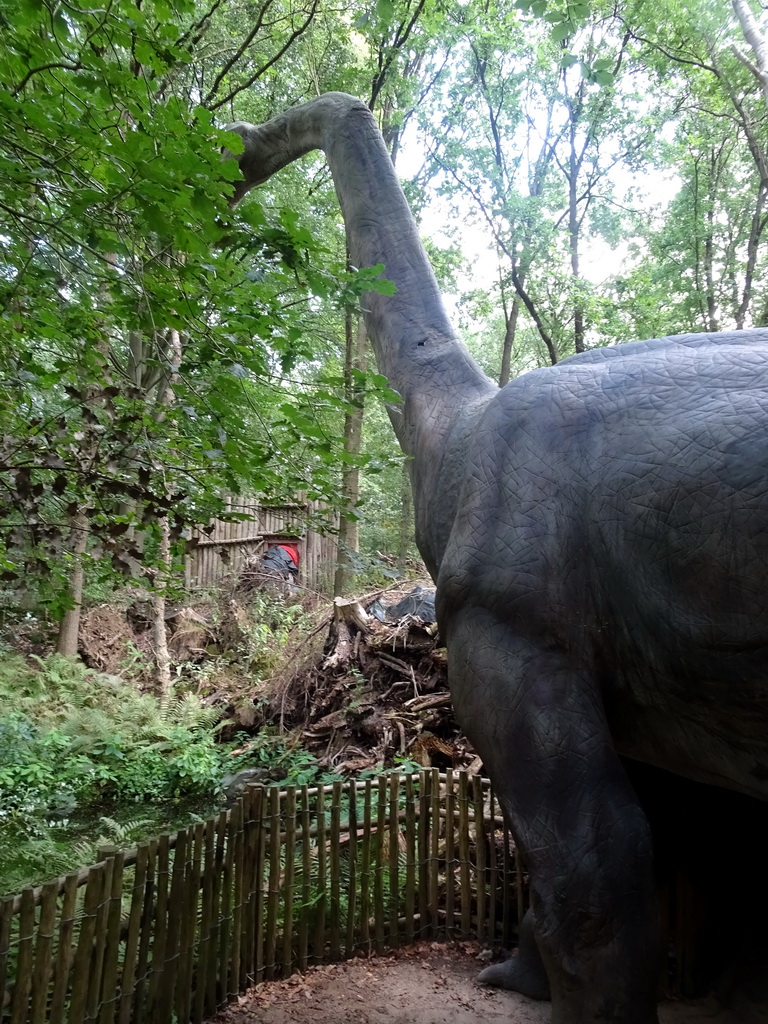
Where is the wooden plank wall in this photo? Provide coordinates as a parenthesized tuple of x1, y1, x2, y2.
(185, 497, 337, 595)
(0, 771, 525, 1024)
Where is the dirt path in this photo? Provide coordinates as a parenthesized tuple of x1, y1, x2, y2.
(214, 942, 767, 1024)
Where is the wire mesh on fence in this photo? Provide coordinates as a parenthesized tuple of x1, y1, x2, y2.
(0, 769, 527, 1024)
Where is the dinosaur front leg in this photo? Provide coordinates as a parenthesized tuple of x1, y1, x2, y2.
(446, 607, 660, 1024)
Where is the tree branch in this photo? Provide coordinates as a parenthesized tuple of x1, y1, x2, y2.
(731, 0, 768, 108)
(13, 62, 83, 95)
(208, 0, 320, 112)
(369, 0, 428, 110)
(202, 0, 276, 108)
(429, 149, 558, 363)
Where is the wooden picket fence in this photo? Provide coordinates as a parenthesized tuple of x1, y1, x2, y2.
(0, 770, 527, 1024)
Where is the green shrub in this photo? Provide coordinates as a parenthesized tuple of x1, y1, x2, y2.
(237, 593, 311, 679)
(0, 655, 234, 811)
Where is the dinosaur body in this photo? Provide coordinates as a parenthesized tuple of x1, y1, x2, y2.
(229, 94, 768, 1024)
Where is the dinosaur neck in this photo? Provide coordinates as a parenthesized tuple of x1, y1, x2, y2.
(231, 93, 497, 574)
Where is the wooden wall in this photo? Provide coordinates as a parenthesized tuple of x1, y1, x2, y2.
(184, 497, 337, 595)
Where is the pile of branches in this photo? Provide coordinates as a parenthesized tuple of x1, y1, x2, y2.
(270, 593, 479, 775)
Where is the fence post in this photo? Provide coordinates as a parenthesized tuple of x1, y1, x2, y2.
(514, 843, 526, 939)
(444, 769, 455, 937)
(312, 787, 326, 964)
(387, 771, 400, 947)
(358, 780, 372, 955)
(297, 785, 311, 972)
(458, 771, 471, 939)
(118, 844, 150, 1024)
(252, 793, 267, 986)
(178, 823, 204, 1023)
(281, 787, 297, 977)
(430, 768, 440, 937)
(344, 779, 358, 958)
(218, 806, 239, 998)
(229, 803, 245, 998)
(9, 889, 35, 1024)
(264, 788, 281, 980)
(98, 850, 124, 1024)
(49, 875, 80, 1024)
(487, 785, 498, 941)
(472, 776, 486, 942)
(417, 770, 430, 938)
(502, 810, 514, 945)
(403, 773, 416, 945)
(67, 864, 106, 1024)
(373, 776, 387, 953)
(239, 786, 263, 993)
(158, 830, 188, 1024)
(147, 835, 170, 1024)
(329, 781, 342, 962)
(0, 897, 12, 1009)
(28, 881, 58, 1024)
(208, 816, 226, 1006)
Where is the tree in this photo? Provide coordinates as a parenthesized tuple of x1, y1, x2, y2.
(0, 0, 391, 647)
(413, 0, 666, 379)
(619, 0, 768, 331)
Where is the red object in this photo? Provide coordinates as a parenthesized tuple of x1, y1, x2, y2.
(279, 543, 300, 567)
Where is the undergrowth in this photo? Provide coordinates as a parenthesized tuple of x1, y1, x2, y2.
(0, 646, 324, 894)
(0, 654, 230, 812)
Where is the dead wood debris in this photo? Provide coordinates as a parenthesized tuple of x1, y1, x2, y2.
(74, 583, 479, 777)
(268, 592, 477, 776)
(79, 604, 154, 676)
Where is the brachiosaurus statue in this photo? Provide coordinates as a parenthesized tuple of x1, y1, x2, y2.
(227, 93, 768, 1024)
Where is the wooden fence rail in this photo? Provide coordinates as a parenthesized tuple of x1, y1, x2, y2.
(0, 770, 527, 1024)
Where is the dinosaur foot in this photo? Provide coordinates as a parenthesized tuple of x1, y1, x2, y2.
(477, 953, 551, 1001)
(478, 908, 551, 1001)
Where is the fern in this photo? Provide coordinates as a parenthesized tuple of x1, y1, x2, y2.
(70, 816, 160, 863)
(155, 691, 222, 732)
(0, 652, 236, 813)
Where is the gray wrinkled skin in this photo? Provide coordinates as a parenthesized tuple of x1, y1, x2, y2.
(230, 95, 768, 1024)
(437, 331, 768, 1024)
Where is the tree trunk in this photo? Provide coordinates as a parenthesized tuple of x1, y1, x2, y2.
(499, 287, 524, 386)
(499, 302, 515, 387)
(704, 150, 720, 332)
(149, 326, 182, 692)
(736, 183, 767, 328)
(334, 314, 367, 597)
(732, 0, 768, 111)
(568, 125, 585, 355)
(56, 510, 90, 658)
(397, 460, 413, 577)
(152, 515, 172, 696)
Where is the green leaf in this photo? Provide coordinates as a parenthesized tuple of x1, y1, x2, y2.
(593, 69, 615, 86)
(219, 130, 245, 155)
(376, 0, 395, 23)
(133, 39, 159, 68)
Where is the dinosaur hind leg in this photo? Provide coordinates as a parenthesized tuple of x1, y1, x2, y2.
(446, 606, 660, 1024)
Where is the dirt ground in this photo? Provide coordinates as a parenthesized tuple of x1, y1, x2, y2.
(214, 942, 768, 1024)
